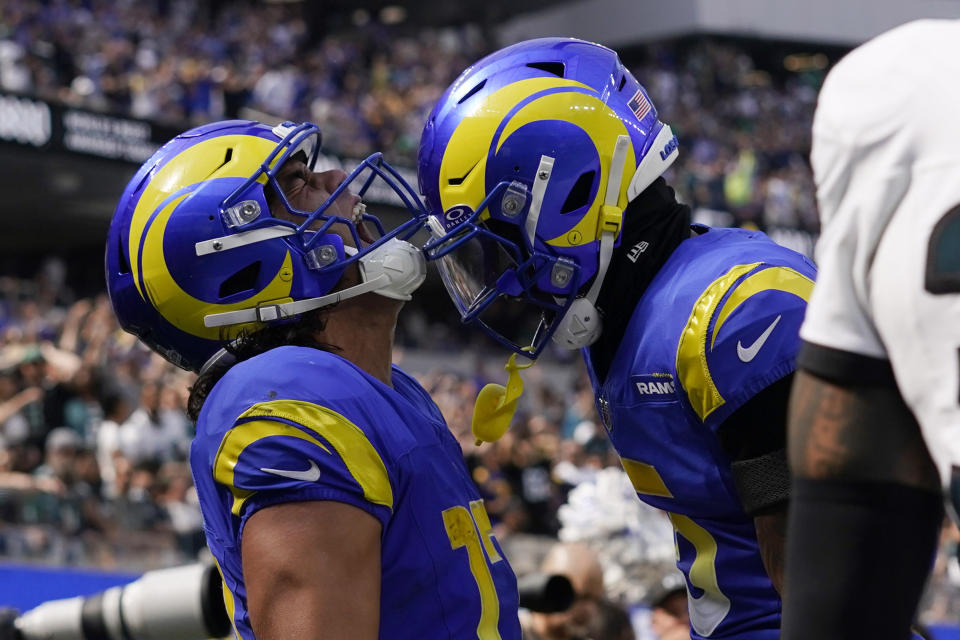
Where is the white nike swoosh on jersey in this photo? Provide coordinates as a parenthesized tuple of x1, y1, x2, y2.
(260, 459, 321, 482)
(736, 314, 782, 363)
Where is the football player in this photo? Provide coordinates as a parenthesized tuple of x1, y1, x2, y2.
(105, 119, 521, 639)
(418, 38, 816, 639)
(782, 20, 956, 640)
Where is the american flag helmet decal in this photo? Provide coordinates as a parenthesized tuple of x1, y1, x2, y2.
(627, 89, 651, 120)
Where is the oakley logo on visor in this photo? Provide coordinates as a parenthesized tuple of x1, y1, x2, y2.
(444, 205, 473, 224)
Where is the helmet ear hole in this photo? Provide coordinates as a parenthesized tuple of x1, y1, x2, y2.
(561, 170, 596, 214)
(218, 262, 262, 299)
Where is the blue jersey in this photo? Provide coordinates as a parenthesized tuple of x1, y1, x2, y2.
(190, 346, 520, 640)
(584, 226, 816, 639)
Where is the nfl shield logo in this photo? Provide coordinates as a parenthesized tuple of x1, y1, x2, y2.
(598, 396, 613, 433)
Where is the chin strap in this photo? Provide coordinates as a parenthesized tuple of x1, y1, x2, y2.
(551, 134, 629, 349)
(550, 124, 681, 351)
(471, 353, 534, 445)
(203, 238, 425, 327)
(204, 273, 392, 327)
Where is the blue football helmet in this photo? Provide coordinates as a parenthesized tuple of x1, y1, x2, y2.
(418, 38, 679, 356)
(106, 119, 427, 372)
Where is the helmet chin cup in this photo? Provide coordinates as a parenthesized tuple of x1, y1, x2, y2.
(552, 297, 602, 350)
(359, 238, 427, 301)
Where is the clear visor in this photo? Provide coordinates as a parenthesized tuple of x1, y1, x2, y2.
(432, 219, 564, 356)
(434, 231, 520, 315)
(474, 296, 556, 356)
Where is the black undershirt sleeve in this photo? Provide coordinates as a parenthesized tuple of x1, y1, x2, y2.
(716, 374, 793, 515)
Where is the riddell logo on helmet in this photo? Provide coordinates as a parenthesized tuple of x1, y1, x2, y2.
(659, 136, 679, 160)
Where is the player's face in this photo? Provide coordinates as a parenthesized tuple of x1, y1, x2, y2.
(269, 152, 371, 248)
(269, 152, 383, 295)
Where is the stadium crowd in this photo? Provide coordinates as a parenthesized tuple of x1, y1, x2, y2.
(0, 262, 620, 567)
(1, 0, 820, 234)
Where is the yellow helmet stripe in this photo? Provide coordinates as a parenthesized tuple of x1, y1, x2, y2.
(128, 134, 277, 297)
(128, 134, 296, 340)
(437, 77, 592, 215)
(492, 89, 633, 248)
(138, 192, 294, 339)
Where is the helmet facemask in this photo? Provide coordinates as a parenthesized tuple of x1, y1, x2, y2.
(424, 178, 581, 357)
(199, 121, 429, 330)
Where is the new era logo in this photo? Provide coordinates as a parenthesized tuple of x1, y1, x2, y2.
(627, 241, 649, 263)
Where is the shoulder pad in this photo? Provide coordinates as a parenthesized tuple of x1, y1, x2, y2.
(213, 399, 393, 517)
(677, 263, 813, 422)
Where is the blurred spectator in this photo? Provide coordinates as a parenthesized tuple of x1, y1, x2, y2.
(648, 575, 690, 640)
(0, 0, 486, 165)
(156, 461, 204, 559)
(4, 1, 823, 233)
(23, 427, 103, 562)
(33, 426, 81, 487)
(0, 270, 188, 566)
(592, 600, 637, 640)
(93, 383, 132, 499)
(522, 542, 607, 640)
(112, 459, 169, 535)
(118, 381, 189, 465)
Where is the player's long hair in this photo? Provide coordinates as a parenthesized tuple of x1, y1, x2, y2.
(186, 309, 338, 420)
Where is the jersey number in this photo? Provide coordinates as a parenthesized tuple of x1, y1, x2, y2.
(624, 458, 732, 636)
(442, 500, 504, 640)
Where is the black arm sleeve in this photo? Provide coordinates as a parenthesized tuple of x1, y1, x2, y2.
(716, 374, 793, 515)
(796, 341, 897, 387)
(783, 478, 943, 640)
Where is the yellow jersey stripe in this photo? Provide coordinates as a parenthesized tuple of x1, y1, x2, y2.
(214, 419, 331, 516)
(213, 557, 244, 640)
(622, 457, 675, 497)
(238, 399, 394, 510)
(710, 266, 814, 351)
(676, 263, 761, 421)
(677, 263, 813, 421)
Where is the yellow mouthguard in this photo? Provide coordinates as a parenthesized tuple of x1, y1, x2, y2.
(471, 353, 534, 446)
